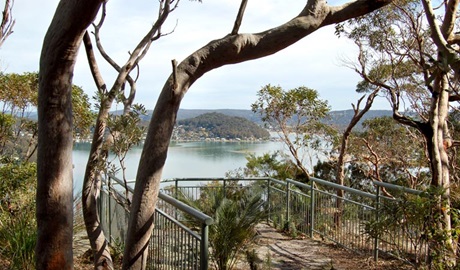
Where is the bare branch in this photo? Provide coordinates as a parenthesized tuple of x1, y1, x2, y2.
(441, 0, 459, 40)
(449, 94, 460, 101)
(0, 0, 15, 48)
(421, 0, 450, 51)
(447, 34, 460, 46)
(322, 0, 393, 25)
(83, 31, 107, 95)
(171, 59, 178, 91)
(231, 0, 248, 35)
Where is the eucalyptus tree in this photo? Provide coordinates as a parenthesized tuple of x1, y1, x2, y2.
(0, 72, 92, 162)
(230, 151, 308, 181)
(124, 1, 396, 267)
(349, 116, 430, 189)
(332, 89, 379, 227)
(0, 72, 37, 159)
(251, 84, 335, 178)
(38, 0, 393, 269)
(340, 0, 460, 264)
(80, 1, 180, 268)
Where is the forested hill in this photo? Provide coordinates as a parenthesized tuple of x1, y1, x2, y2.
(174, 109, 392, 130)
(120, 108, 393, 130)
(324, 109, 393, 129)
(176, 109, 261, 123)
(176, 112, 270, 140)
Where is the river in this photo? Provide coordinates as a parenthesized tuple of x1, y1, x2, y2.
(72, 140, 285, 193)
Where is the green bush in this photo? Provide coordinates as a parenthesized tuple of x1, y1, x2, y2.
(364, 187, 460, 269)
(178, 182, 268, 270)
(0, 161, 37, 269)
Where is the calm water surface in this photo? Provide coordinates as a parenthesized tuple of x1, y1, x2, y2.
(72, 140, 284, 193)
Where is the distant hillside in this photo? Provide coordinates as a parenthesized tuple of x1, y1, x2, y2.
(176, 112, 270, 140)
(326, 110, 393, 130)
(177, 109, 262, 123)
(105, 108, 394, 130)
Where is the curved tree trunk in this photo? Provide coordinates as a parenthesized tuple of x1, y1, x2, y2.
(36, 1, 102, 269)
(80, 2, 173, 267)
(122, 0, 392, 268)
(334, 90, 378, 228)
(82, 101, 115, 269)
(80, 30, 116, 269)
(428, 74, 455, 264)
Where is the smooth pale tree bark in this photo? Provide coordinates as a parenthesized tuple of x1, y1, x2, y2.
(81, 2, 173, 268)
(347, 0, 459, 264)
(421, 1, 458, 262)
(36, 1, 102, 269)
(122, 0, 392, 268)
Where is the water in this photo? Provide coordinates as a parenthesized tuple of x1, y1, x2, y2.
(72, 140, 284, 193)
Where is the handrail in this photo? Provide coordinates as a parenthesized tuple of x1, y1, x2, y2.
(107, 174, 214, 225)
(158, 192, 214, 225)
(312, 177, 378, 199)
(162, 177, 277, 183)
(104, 174, 213, 270)
(107, 174, 135, 193)
(373, 180, 423, 195)
(159, 176, 427, 265)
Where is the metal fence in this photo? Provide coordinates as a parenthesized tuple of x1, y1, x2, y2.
(161, 177, 429, 266)
(99, 174, 213, 270)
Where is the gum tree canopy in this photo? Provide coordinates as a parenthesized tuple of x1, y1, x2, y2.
(37, 0, 392, 269)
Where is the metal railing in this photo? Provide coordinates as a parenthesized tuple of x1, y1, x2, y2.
(99, 174, 213, 269)
(161, 177, 429, 265)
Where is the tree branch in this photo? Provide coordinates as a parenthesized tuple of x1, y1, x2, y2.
(421, 0, 449, 52)
(172, 0, 394, 89)
(83, 31, 107, 95)
(449, 94, 460, 102)
(231, 0, 248, 35)
(441, 0, 459, 40)
(0, 0, 14, 48)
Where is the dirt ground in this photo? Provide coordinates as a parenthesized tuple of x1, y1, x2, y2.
(74, 223, 412, 269)
(249, 223, 411, 270)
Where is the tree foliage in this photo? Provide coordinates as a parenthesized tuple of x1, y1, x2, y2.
(0, 72, 38, 115)
(177, 182, 267, 270)
(340, 0, 460, 265)
(0, 72, 93, 161)
(227, 151, 309, 183)
(106, 104, 147, 205)
(0, 161, 37, 269)
(350, 116, 430, 189)
(72, 85, 95, 139)
(252, 84, 337, 178)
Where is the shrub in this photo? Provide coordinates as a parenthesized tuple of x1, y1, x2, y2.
(0, 161, 37, 269)
(178, 182, 268, 270)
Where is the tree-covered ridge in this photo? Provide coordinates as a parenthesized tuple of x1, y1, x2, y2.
(177, 112, 270, 140)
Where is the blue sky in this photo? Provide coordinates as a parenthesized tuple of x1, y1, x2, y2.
(1, 0, 390, 111)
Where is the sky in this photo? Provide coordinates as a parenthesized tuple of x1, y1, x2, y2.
(0, 0, 390, 111)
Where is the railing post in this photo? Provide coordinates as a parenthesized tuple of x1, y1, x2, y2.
(175, 179, 179, 220)
(200, 222, 209, 270)
(175, 179, 178, 198)
(374, 184, 381, 262)
(310, 179, 315, 238)
(267, 178, 271, 224)
(108, 174, 112, 244)
(286, 181, 291, 230)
